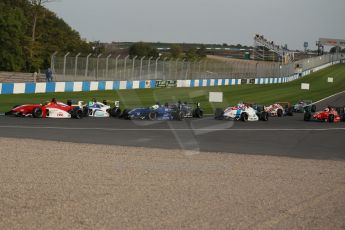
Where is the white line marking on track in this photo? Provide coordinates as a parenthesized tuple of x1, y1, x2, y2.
(311, 91, 345, 105)
(0, 125, 344, 132)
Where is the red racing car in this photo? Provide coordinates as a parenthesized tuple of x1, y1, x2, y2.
(304, 106, 345, 123)
(5, 98, 84, 119)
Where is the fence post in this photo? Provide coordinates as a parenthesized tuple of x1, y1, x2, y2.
(74, 53, 81, 79)
(115, 55, 120, 80)
(139, 56, 145, 80)
(155, 57, 160, 79)
(63, 52, 70, 78)
(50, 51, 58, 74)
(85, 53, 92, 77)
(132, 56, 137, 79)
(96, 54, 102, 80)
(148, 57, 153, 79)
(175, 59, 179, 80)
(106, 54, 111, 79)
(185, 61, 190, 80)
(123, 55, 129, 80)
(162, 57, 168, 80)
(181, 59, 185, 79)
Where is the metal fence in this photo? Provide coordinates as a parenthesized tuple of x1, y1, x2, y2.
(51, 53, 343, 82)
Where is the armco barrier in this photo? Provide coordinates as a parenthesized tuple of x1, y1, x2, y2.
(0, 61, 340, 95)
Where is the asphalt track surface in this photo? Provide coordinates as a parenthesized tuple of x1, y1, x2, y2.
(0, 92, 344, 160)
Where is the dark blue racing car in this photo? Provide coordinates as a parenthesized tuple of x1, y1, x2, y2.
(121, 104, 185, 121)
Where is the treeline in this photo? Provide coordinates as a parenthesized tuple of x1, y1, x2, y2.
(0, 0, 92, 72)
(128, 42, 207, 61)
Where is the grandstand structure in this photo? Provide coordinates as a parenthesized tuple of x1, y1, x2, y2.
(253, 34, 294, 64)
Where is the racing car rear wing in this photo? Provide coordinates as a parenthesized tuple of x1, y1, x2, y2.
(101, 100, 120, 108)
(274, 102, 291, 108)
(178, 101, 201, 107)
(67, 100, 85, 107)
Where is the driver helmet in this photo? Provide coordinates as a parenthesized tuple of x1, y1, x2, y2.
(151, 104, 159, 110)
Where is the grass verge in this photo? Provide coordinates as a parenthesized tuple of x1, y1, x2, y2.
(1, 64, 344, 113)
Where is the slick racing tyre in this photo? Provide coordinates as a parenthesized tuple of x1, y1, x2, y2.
(32, 107, 43, 118)
(176, 111, 185, 121)
(83, 107, 89, 117)
(287, 107, 294, 116)
(148, 111, 157, 120)
(71, 108, 83, 119)
(260, 112, 268, 121)
(240, 112, 248, 122)
(304, 112, 311, 121)
(121, 109, 130, 120)
(277, 109, 283, 117)
(214, 108, 224, 120)
(110, 107, 121, 117)
(193, 108, 203, 118)
(311, 104, 316, 113)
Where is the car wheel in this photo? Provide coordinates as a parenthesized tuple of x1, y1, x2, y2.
(240, 112, 248, 122)
(328, 114, 334, 123)
(177, 111, 185, 121)
(311, 105, 316, 113)
(194, 108, 203, 118)
(304, 112, 311, 121)
(4, 111, 13, 116)
(32, 107, 42, 118)
(277, 109, 283, 117)
(70, 108, 83, 119)
(120, 109, 130, 119)
(83, 107, 89, 117)
(261, 112, 268, 121)
(148, 111, 157, 120)
(287, 107, 294, 116)
(214, 108, 224, 120)
(110, 107, 121, 117)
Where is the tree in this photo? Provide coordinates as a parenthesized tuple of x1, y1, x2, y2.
(185, 47, 198, 61)
(0, 2, 27, 71)
(128, 42, 159, 58)
(330, 46, 341, 53)
(169, 44, 182, 59)
(0, 0, 92, 71)
(196, 44, 207, 58)
(28, 0, 56, 42)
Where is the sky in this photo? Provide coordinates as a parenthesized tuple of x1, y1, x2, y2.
(47, 0, 345, 50)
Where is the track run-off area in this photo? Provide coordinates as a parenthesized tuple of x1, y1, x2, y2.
(0, 91, 344, 160)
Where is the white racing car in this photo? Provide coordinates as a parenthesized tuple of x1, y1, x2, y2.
(84, 100, 121, 117)
(265, 102, 293, 117)
(215, 103, 268, 121)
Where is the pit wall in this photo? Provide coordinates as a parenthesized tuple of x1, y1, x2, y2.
(0, 61, 340, 95)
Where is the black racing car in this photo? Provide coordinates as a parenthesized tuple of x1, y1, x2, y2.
(168, 101, 203, 118)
